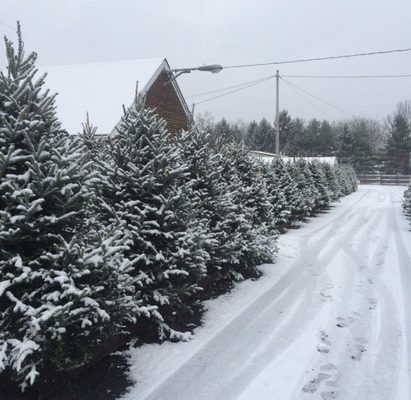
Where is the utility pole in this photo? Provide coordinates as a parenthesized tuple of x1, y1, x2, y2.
(190, 103, 196, 128)
(275, 69, 280, 156)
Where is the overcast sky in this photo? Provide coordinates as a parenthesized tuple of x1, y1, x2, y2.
(1, 0, 411, 125)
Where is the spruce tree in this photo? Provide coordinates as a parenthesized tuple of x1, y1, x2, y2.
(286, 160, 318, 215)
(272, 159, 303, 222)
(218, 143, 276, 277)
(342, 165, 358, 192)
(246, 118, 275, 153)
(385, 109, 411, 174)
(334, 165, 356, 195)
(0, 26, 137, 388)
(321, 163, 341, 201)
(176, 129, 238, 283)
(308, 161, 330, 209)
(403, 186, 411, 218)
(263, 160, 291, 229)
(90, 97, 208, 340)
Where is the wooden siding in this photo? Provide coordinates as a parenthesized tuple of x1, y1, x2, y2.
(145, 71, 190, 134)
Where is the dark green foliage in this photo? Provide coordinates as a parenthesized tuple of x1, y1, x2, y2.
(286, 160, 318, 213)
(403, 186, 411, 217)
(334, 165, 357, 195)
(218, 143, 277, 273)
(321, 163, 341, 201)
(88, 98, 212, 340)
(262, 161, 291, 229)
(207, 112, 389, 175)
(0, 28, 360, 392)
(210, 118, 244, 147)
(271, 159, 303, 220)
(0, 26, 137, 388)
(245, 118, 275, 153)
(337, 119, 382, 174)
(384, 103, 411, 174)
(308, 161, 331, 208)
(177, 129, 277, 283)
(291, 119, 336, 157)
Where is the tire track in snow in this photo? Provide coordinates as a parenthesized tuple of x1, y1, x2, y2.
(297, 187, 406, 400)
(334, 208, 401, 400)
(292, 206, 392, 399)
(123, 186, 411, 400)
(139, 193, 377, 400)
(299, 188, 374, 242)
(389, 203, 411, 399)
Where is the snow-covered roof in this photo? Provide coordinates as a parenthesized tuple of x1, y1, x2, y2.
(39, 58, 168, 135)
(281, 156, 337, 166)
(249, 151, 337, 166)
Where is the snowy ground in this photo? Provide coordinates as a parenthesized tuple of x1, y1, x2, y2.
(119, 185, 411, 400)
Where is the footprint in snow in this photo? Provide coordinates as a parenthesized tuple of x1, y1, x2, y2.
(302, 373, 332, 393)
(336, 313, 358, 328)
(367, 277, 374, 285)
(351, 344, 367, 361)
(319, 363, 339, 388)
(320, 291, 333, 303)
(320, 330, 331, 345)
(367, 297, 377, 310)
(376, 258, 385, 266)
(336, 317, 350, 328)
(320, 363, 337, 372)
(317, 342, 330, 353)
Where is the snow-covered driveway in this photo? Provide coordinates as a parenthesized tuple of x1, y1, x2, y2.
(121, 185, 411, 400)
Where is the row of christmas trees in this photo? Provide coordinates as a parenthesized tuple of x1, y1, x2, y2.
(403, 187, 411, 217)
(0, 29, 357, 389)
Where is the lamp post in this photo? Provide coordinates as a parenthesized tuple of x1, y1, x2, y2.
(166, 64, 223, 82)
(165, 64, 223, 127)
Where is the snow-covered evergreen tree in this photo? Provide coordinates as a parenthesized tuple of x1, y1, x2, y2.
(334, 165, 353, 195)
(218, 143, 276, 277)
(321, 163, 342, 201)
(344, 165, 358, 192)
(308, 161, 331, 209)
(286, 160, 316, 215)
(403, 186, 411, 217)
(271, 159, 304, 223)
(0, 26, 139, 388)
(262, 161, 291, 229)
(176, 129, 236, 282)
(80, 114, 109, 163)
(90, 96, 208, 340)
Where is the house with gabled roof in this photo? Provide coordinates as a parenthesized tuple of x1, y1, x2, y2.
(40, 58, 191, 135)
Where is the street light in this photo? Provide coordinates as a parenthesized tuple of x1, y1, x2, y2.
(166, 64, 223, 82)
(165, 63, 223, 128)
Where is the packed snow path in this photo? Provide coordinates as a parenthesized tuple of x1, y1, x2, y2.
(122, 185, 411, 400)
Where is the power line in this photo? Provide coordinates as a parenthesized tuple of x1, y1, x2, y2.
(186, 74, 275, 99)
(223, 47, 411, 69)
(0, 21, 15, 31)
(282, 73, 411, 79)
(195, 75, 276, 105)
(189, 71, 411, 105)
(281, 79, 332, 119)
(281, 77, 358, 118)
